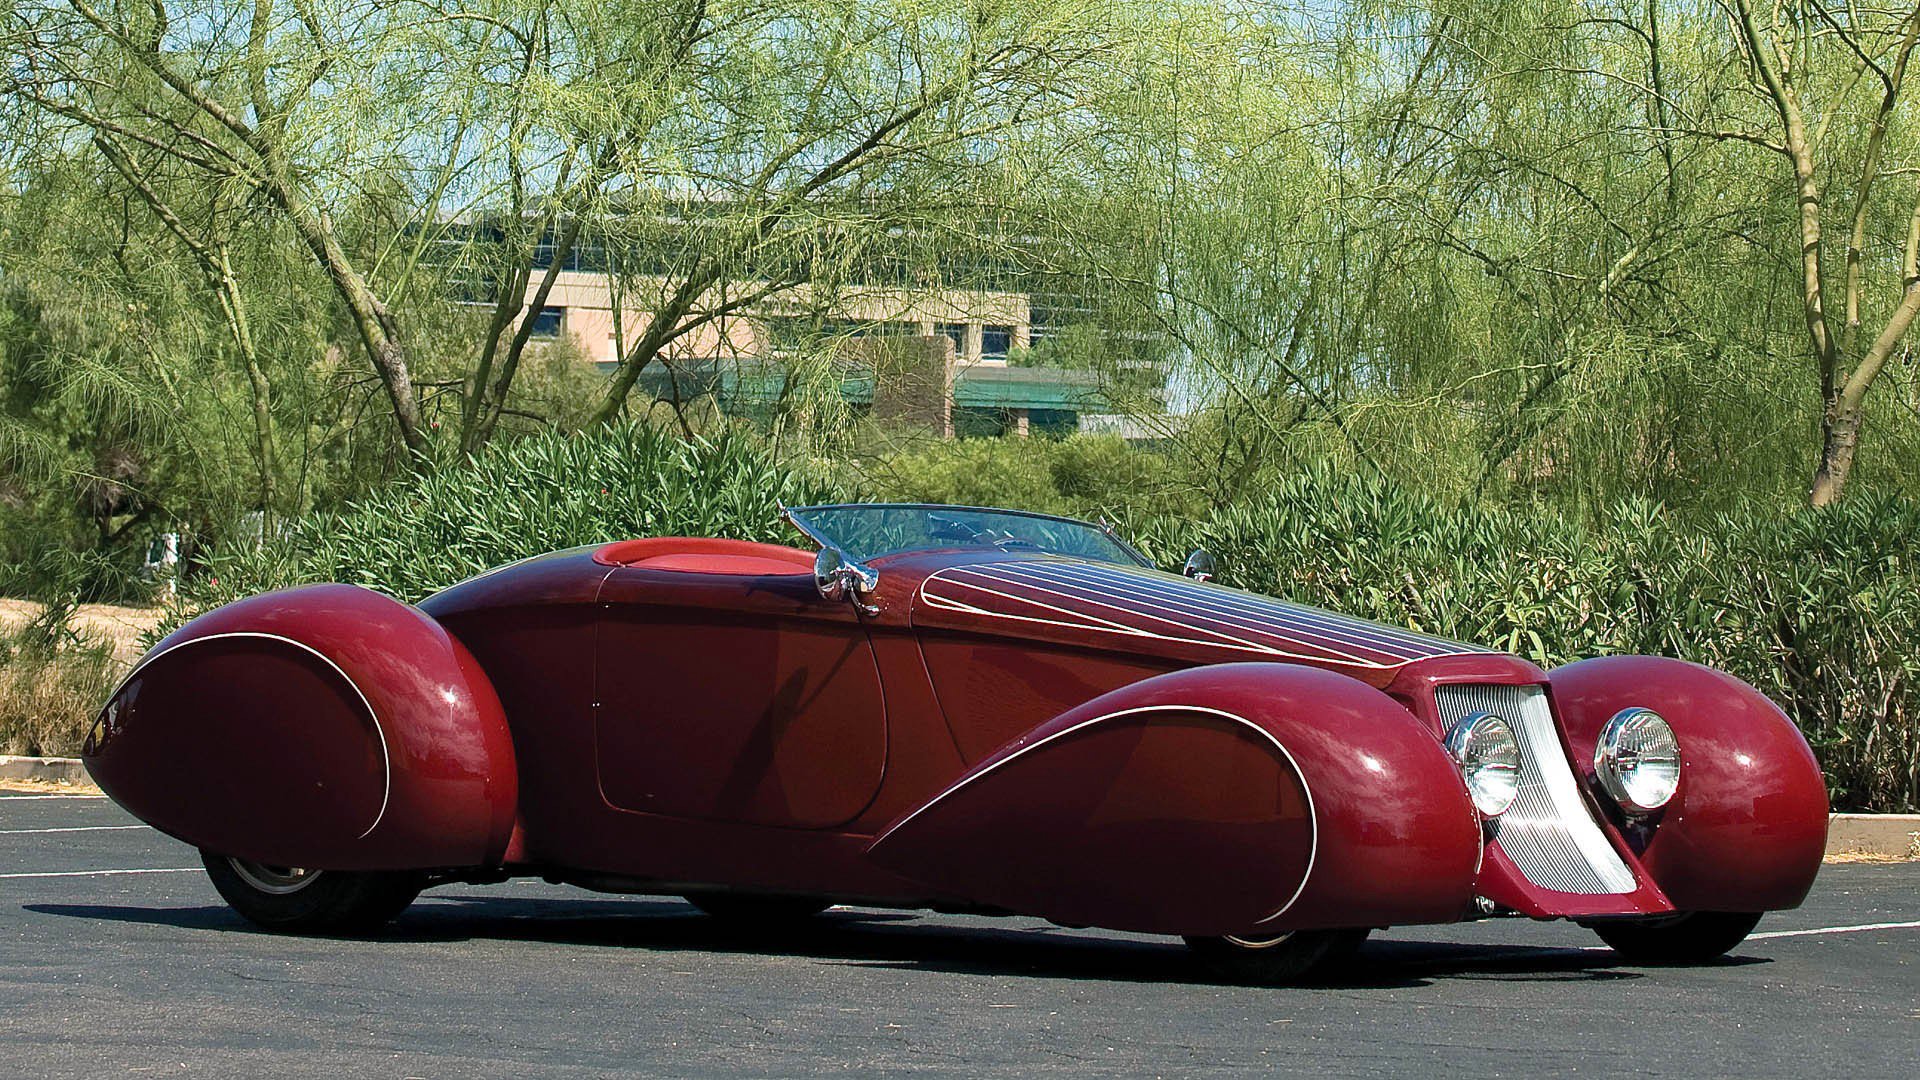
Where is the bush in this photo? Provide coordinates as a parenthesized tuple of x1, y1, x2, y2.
(1146, 468, 1920, 812)
(161, 430, 1920, 812)
(171, 423, 853, 616)
(868, 434, 1197, 520)
(0, 612, 118, 756)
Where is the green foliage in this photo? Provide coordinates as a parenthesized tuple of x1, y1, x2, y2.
(1139, 470, 1920, 813)
(866, 434, 1198, 520)
(6, 0, 1920, 815)
(173, 423, 853, 613)
(144, 426, 1920, 811)
(0, 614, 118, 757)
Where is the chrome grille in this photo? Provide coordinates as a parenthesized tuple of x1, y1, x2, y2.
(1434, 684, 1636, 895)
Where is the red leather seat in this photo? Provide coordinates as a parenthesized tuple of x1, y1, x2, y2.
(593, 538, 815, 576)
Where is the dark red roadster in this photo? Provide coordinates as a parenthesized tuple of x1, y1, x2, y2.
(85, 503, 1829, 981)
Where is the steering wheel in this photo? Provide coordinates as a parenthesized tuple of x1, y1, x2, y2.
(926, 513, 983, 545)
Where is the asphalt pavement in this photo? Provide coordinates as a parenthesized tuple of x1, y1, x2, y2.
(3, 791, 1916, 1078)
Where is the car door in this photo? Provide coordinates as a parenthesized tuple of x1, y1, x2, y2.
(593, 565, 886, 830)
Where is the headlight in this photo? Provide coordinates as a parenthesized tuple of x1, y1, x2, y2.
(1594, 708, 1681, 813)
(1445, 711, 1521, 818)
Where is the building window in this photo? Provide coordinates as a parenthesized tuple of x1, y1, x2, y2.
(937, 323, 968, 353)
(981, 325, 1013, 358)
(528, 306, 564, 338)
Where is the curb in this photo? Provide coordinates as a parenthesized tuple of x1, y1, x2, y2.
(4, 755, 1919, 859)
(1827, 813, 1920, 860)
(0, 755, 93, 785)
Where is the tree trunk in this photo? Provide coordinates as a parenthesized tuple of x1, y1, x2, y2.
(280, 207, 430, 456)
(215, 255, 277, 524)
(1809, 404, 1863, 507)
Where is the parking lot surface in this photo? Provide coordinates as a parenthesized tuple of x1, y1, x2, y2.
(3, 791, 1917, 1078)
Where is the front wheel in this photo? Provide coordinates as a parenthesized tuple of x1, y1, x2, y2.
(1586, 911, 1763, 965)
(1184, 928, 1371, 984)
(201, 850, 422, 934)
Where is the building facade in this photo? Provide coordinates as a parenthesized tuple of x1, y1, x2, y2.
(514, 271, 1107, 436)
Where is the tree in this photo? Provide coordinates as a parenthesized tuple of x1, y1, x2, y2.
(4, 1, 1142, 455)
(2, 0, 478, 454)
(1722, 1, 1920, 505)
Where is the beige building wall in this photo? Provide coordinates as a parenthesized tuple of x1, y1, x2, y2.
(516, 272, 1033, 370)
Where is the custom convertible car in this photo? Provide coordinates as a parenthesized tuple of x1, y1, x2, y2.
(85, 503, 1830, 981)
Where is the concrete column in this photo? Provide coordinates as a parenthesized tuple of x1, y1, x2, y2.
(1010, 408, 1030, 437)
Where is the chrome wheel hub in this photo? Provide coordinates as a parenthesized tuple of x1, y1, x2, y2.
(229, 858, 322, 895)
(1222, 931, 1297, 950)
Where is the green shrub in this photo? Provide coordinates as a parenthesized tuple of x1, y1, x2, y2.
(162, 431, 1920, 812)
(868, 434, 1196, 520)
(171, 423, 853, 617)
(0, 612, 118, 756)
(1146, 468, 1920, 812)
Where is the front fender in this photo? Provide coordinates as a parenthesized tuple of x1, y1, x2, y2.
(866, 662, 1481, 936)
(1550, 655, 1827, 912)
(84, 584, 517, 872)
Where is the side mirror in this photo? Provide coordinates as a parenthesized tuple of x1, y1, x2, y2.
(1182, 549, 1216, 582)
(814, 546, 879, 609)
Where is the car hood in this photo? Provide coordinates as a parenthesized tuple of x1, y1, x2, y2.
(908, 554, 1494, 676)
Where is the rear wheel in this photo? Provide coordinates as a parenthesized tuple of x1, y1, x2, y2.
(1587, 911, 1763, 964)
(1184, 928, 1371, 984)
(682, 891, 831, 923)
(201, 850, 422, 934)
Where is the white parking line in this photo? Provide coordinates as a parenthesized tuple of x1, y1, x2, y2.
(0, 825, 150, 835)
(0, 794, 109, 801)
(1750, 919, 1920, 940)
(0, 868, 197, 880)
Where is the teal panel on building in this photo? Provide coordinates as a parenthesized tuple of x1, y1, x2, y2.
(615, 359, 1105, 425)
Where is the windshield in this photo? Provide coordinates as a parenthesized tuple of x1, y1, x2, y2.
(784, 503, 1150, 567)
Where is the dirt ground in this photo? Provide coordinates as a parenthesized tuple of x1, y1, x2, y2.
(0, 598, 164, 667)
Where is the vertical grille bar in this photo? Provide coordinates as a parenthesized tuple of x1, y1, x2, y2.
(1434, 684, 1637, 895)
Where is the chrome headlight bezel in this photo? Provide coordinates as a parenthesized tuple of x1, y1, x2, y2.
(1594, 707, 1681, 814)
(1445, 711, 1522, 819)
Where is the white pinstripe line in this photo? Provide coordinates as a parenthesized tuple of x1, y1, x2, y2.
(926, 575, 1161, 639)
(980, 562, 1395, 665)
(872, 704, 1318, 925)
(919, 587, 1214, 647)
(948, 565, 1310, 657)
(924, 574, 1297, 659)
(920, 570, 1400, 668)
(991, 561, 1432, 659)
(1035, 560, 1469, 657)
(1034, 561, 1480, 659)
(104, 630, 393, 840)
(965, 563, 1353, 656)
(919, 558, 1493, 668)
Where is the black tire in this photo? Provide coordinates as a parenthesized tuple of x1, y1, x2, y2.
(1184, 928, 1372, 984)
(1587, 911, 1763, 965)
(201, 850, 422, 934)
(682, 891, 831, 923)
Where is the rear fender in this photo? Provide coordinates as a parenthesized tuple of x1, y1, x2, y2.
(866, 662, 1481, 936)
(84, 584, 517, 871)
(1549, 656, 1827, 912)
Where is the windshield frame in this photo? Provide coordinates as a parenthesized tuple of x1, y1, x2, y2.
(782, 502, 1153, 568)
